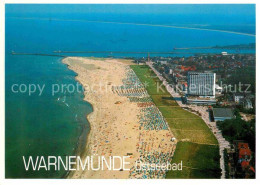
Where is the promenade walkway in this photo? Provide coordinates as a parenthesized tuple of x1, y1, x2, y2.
(146, 62, 230, 179)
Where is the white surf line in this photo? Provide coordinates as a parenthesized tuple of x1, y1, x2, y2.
(9, 16, 255, 37)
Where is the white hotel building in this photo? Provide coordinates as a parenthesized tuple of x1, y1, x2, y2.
(187, 72, 216, 98)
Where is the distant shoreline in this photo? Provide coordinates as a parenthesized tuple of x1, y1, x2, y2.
(8, 16, 256, 37)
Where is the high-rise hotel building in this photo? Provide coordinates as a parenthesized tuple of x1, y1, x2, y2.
(187, 72, 216, 97)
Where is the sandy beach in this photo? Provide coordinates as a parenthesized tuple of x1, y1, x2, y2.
(63, 57, 176, 179)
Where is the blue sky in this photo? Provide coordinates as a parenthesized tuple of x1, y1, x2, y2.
(6, 4, 255, 16)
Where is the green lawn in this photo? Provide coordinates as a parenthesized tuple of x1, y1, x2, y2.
(167, 119, 210, 130)
(131, 65, 169, 95)
(151, 95, 179, 106)
(166, 142, 221, 179)
(166, 118, 218, 144)
(158, 106, 199, 119)
(131, 65, 220, 179)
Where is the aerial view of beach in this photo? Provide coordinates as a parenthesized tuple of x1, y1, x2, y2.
(63, 57, 175, 178)
(2, 2, 256, 183)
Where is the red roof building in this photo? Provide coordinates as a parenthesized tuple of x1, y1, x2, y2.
(239, 148, 252, 159)
(238, 143, 249, 149)
(238, 143, 252, 161)
(241, 161, 250, 169)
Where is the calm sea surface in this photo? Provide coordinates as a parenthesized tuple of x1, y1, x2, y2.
(5, 12, 255, 178)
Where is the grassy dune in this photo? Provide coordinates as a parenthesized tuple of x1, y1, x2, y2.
(131, 65, 221, 179)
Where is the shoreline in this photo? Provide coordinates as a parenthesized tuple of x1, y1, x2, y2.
(63, 57, 140, 178)
(62, 57, 176, 179)
(59, 57, 93, 179)
(61, 59, 93, 179)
